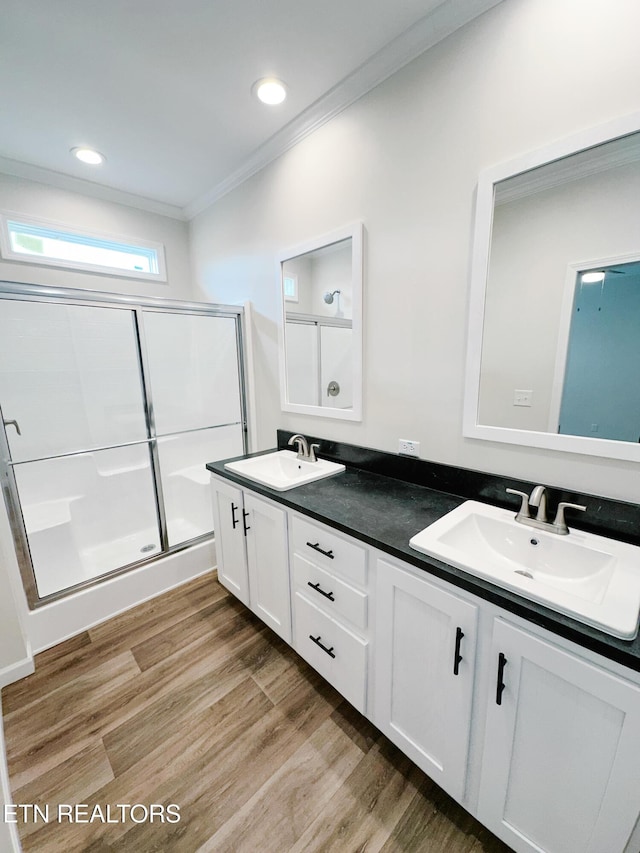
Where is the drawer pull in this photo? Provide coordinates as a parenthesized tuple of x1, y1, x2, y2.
(309, 634, 336, 658)
(231, 502, 239, 529)
(496, 652, 508, 705)
(307, 581, 335, 601)
(306, 541, 334, 559)
(453, 626, 464, 676)
(242, 509, 251, 536)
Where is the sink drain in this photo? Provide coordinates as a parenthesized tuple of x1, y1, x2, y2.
(514, 569, 534, 579)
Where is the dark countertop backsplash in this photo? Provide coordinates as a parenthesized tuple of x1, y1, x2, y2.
(277, 430, 640, 547)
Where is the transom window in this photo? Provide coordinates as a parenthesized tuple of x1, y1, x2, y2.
(0, 214, 166, 281)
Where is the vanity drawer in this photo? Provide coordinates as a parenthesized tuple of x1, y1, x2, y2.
(293, 592, 368, 713)
(293, 553, 368, 631)
(291, 515, 367, 587)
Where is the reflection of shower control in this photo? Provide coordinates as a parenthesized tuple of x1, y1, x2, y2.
(327, 380, 340, 397)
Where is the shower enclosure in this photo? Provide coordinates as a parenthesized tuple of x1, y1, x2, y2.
(0, 283, 247, 606)
(285, 316, 353, 408)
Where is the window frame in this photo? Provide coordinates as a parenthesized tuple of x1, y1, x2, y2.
(0, 211, 167, 282)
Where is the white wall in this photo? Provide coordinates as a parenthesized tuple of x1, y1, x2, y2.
(190, 0, 640, 503)
(0, 504, 31, 686)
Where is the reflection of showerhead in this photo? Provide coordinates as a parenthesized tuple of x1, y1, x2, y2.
(323, 289, 340, 304)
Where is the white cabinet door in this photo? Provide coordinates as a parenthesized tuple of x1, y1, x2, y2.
(244, 492, 291, 643)
(211, 477, 250, 606)
(478, 618, 640, 853)
(374, 558, 478, 802)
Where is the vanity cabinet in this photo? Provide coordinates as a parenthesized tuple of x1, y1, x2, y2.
(211, 476, 291, 642)
(210, 471, 640, 853)
(374, 557, 478, 802)
(290, 515, 370, 713)
(373, 554, 640, 853)
(478, 618, 640, 853)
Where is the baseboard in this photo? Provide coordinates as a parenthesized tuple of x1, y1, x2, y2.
(27, 539, 217, 653)
(0, 655, 34, 690)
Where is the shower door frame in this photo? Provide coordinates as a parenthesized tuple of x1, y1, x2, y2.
(0, 281, 248, 608)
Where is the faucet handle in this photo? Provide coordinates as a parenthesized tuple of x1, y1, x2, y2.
(506, 488, 531, 519)
(309, 443, 320, 463)
(553, 502, 586, 535)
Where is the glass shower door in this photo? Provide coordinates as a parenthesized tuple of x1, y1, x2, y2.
(0, 299, 162, 599)
(142, 310, 245, 546)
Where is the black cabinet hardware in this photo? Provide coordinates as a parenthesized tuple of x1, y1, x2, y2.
(496, 652, 508, 705)
(242, 509, 251, 536)
(453, 626, 464, 676)
(231, 502, 239, 529)
(309, 634, 336, 658)
(307, 581, 335, 601)
(306, 541, 334, 559)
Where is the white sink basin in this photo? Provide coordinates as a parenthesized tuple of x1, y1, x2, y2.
(410, 500, 640, 639)
(224, 450, 345, 491)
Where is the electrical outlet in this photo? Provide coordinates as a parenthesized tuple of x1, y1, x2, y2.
(513, 389, 533, 407)
(399, 439, 420, 457)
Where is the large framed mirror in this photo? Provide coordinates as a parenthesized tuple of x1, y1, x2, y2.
(464, 112, 640, 461)
(277, 222, 363, 420)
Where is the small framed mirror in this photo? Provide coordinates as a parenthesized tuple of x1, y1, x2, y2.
(464, 112, 640, 461)
(278, 223, 363, 420)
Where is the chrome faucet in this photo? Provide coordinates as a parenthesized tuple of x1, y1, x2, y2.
(529, 485, 548, 523)
(287, 434, 320, 463)
(506, 485, 586, 535)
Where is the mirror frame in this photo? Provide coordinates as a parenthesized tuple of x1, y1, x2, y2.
(277, 222, 363, 421)
(463, 111, 640, 462)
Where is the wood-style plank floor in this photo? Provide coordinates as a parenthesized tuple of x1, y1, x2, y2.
(2, 573, 513, 852)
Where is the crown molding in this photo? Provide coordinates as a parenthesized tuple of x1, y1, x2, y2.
(0, 156, 187, 221)
(0, 0, 502, 223)
(184, 0, 503, 219)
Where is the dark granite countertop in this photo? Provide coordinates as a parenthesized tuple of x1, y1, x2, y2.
(207, 449, 640, 674)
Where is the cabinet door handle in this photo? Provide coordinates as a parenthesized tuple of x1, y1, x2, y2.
(242, 509, 251, 536)
(307, 581, 335, 601)
(309, 634, 336, 658)
(306, 541, 334, 559)
(231, 502, 239, 529)
(496, 652, 508, 705)
(453, 626, 464, 676)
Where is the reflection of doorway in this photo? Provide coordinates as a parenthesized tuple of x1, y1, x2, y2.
(553, 261, 640, 441)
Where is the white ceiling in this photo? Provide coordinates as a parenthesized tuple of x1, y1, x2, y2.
(0, 0, 500, 219)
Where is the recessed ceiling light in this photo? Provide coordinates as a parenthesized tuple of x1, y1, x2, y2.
(71, 147, 105, 165)
(581, 271, 606, 283)
(253, 78, 287, 105)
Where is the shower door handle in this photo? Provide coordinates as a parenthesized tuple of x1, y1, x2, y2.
(3, 419, 21, 436)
